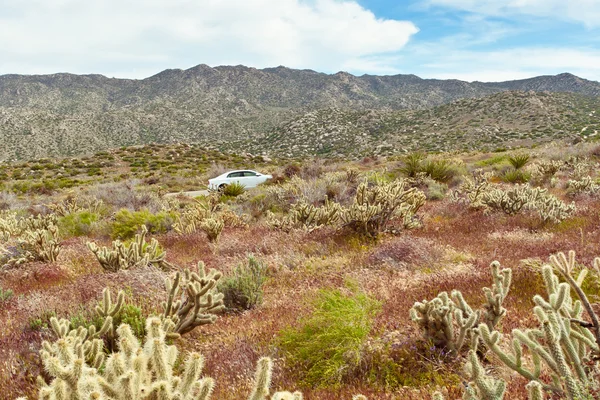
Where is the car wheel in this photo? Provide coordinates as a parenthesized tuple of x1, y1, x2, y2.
(218, 183, 227, 192)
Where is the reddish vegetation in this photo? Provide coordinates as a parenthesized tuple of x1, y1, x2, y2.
(2, 151, 600, 399)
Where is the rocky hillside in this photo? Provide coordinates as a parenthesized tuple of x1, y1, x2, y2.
(230, 91, 600, 157)
(0, 66, 599, 160)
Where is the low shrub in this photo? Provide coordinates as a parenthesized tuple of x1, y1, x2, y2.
(218, 255, 268, 311)
(278, 287, 381, 387)
(57, 211, 100, 237)
(222, 182, 246, 197)
(422, 160, 458, 183)
(0, 285, 14, 303)
(111, 209, 175, 239)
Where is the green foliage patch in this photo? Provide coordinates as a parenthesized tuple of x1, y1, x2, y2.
(278, 287, 381, 388)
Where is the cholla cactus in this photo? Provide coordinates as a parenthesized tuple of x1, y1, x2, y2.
(22, 224, 61, 263)
(451, 169, 493, 208)
(33, 317, 216, 400)
(482, 261, 512, 330)
(341, 180, 425, 237)
(46, 195, 103, 217)
(482, 184, 574, 223)
(410, 291, 479, 355)
(268, 198, 341, 232)
(462, 350, 506, 400)
(411, 262, 512, 356)
(0, 213, 58, 242)
(481, 185, 536, 215)
(87, 225, 172, 272)
(567, 176, 600, 197)
(477, 251, 600, 400)
(161, 262, 225, 338)
(174, 202, 211, 234)
(200, 217, 224, 242)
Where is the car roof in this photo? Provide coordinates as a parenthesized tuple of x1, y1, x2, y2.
(223, 169, 257, 174)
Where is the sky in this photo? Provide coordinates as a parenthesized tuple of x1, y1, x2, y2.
(1, 0, 599, 82)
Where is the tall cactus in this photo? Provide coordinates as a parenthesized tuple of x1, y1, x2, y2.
(476, 251, 600, 400)
(411, 261, 511, 356)
(161, 262, 225, 338)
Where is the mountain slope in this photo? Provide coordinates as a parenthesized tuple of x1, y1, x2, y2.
(1, 66, 599, 160)
(231, 91, 600, 157)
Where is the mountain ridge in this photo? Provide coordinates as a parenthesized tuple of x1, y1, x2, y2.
(1, 65, 599, 160)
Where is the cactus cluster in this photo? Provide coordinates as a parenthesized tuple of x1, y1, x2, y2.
(0, 212, 58, 242)
(451, 169, 492, 209)
(481, 184, 575, 223)
(174, 199, 246, 241)
(340, 179, 426, 237)
(474, 251, 600, 400)
(22, 224, 61, 263)
(161, 262, 225, 338)
(410, 261, 512, 356)
(87, 225, 172, 272)
(46, 195, 103, 217)
(19, 314, 366, 400)
(567, 175, 600, 196)
(267, 197, 341, 232)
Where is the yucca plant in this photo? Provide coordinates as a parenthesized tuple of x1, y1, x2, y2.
(508, 153, 530, 170)
(399, 152, 425, 178)
(222, 182, 246, 197)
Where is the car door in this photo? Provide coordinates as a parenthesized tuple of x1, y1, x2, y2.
(226, 171, 244, 186)
(242, 171, 260, 187)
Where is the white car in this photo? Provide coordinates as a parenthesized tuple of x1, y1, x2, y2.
(208, 170, 273, 191)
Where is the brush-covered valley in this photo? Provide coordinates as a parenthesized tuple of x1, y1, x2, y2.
(2, 138, 600, 399)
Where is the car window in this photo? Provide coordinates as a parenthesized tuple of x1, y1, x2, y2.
(243, 171, 258, 177)
(227, 172, 243, 178)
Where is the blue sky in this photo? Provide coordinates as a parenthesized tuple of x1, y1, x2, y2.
(1, 0, 599, 82)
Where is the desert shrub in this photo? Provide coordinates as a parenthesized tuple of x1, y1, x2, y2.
(507, 153, 530, 169)
(283, 163, 302, 178)
(218, 255, 268, 311)
(0, 285, 13, 303)
(70, 302, 146, 342)
(111, 208, 175, 239)
(222, 181, 246, 197)
(422, 159, 458, 183)
(501, 169, 530, 183)
(278, 287, 381, 387)
(85, 180, 163, 212)
(399, 152, 425, 178)
(57, 211, 100, 237)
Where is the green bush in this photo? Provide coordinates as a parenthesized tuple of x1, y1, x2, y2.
(57, 211, 100, 237)
(278, 287, 381, 387)
(222, 182, 246, 197)
(508, 153, 530, 170)
(422, 160, 457, 183)
(111, 209, 175, 239)
(502, 169, 530, 183)
(219, 255, 268, 311)
(70, 303, 146, 341)
(0, 285, 14, 303)
(399, 152, 425, 178)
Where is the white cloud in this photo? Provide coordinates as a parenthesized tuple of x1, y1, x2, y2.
(425, 0, 600, 27)
(415, 47, 600, 82)
(0, 0, 418, 78)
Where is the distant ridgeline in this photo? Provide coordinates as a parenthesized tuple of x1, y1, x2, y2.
(0, 66, 599, 160)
